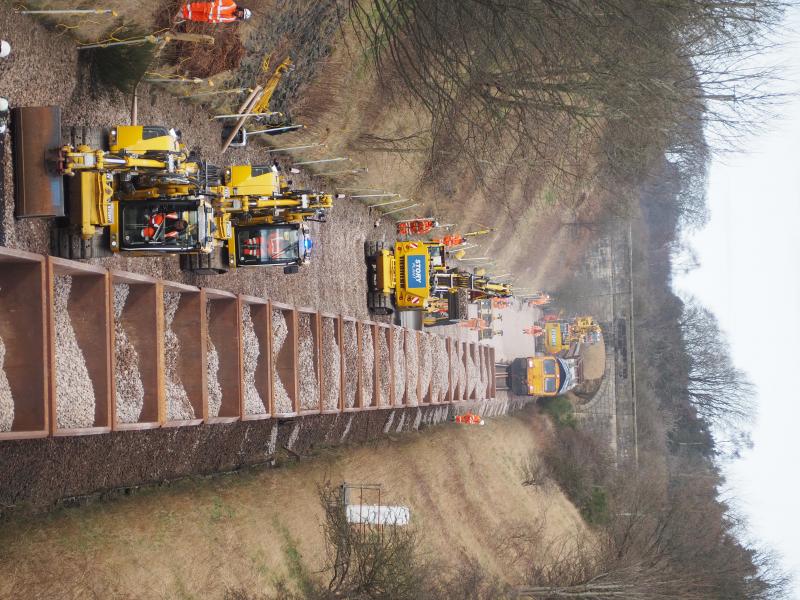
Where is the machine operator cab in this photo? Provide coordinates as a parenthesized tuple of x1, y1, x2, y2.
(510, 356, 577, 397)
(233, 222, 311, 274)
(112, 198, 215, 254)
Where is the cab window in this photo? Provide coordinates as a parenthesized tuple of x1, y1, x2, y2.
(544, 377, 557, 393)
(428, 246, 444, 268)
(237, 227, 300, 265)
(120, 202, 200, 250)
(543, 359, 557, 375)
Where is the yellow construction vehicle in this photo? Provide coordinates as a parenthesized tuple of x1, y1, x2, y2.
(208, 163, 334, 223)
(365, 240, 447, 315)
(506, 355, 579, 397)
(420, 269, 512, 327)
(541, 316, 601, 356)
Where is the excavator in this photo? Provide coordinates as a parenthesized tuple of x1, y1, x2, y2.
(11, 108, 332, 274)
(422, 269, 513, 327)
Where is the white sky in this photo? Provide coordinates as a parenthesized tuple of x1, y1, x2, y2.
(676, 6, 800, 596)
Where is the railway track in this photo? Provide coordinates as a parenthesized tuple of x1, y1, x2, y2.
(0, 246, 497, 439)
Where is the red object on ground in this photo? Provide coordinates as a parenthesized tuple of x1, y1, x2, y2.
(398, 219, 436, 236)
(455, 412, 483, 425)
(181, 0, 239, 23)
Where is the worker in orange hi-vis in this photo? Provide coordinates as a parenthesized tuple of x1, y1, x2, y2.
(397, 218, 438, 237)
(454, 412, 485, 426)
(178, 1, 252, 23)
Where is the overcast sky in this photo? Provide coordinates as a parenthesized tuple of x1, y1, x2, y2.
(676, 6, 800, 596)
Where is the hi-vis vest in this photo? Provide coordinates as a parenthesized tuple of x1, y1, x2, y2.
(182, 0, 238, 23)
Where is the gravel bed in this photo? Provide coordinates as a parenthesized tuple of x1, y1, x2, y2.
(241, 304, 266, 416)
(113, 284, 145, 424)
(393, 327, 405, 404)
(297, 313, 319, 411)
(206, 301, 223, 418)
(164, 291, 195, 421)
(321, 317, 341, 411)
(272, 308, 293, 414)
(0, 336, 14, 431)
(418, 333, 433, 401)
(54, 276, 96, 430)
(377, 329, 391, 406)
(432, 336, 449, 402)
(342, 320, 358, 409)
(450, 342, 466, 399)
(405, 331, 419, 406)
(360, 325, 374, 406)
(477, 349, 489, 398)
(465, 347, 479, 398)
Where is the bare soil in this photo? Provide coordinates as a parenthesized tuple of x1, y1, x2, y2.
(0, 407, 586, 598)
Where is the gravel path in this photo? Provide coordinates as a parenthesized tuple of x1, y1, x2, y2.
(393, 327, 405, 404)
(241, 304, 266, 416)
(377, 328, 390, 406)
(206, 301, 223, 418)
(54, 275, 96, 429)
(418, 333, 433, 402)
(342, 321, 358, 409)
(297, 313, 319, 411)
(113, 284, 144, 424)
(321, 317, 340, 411)
(0, 336, 13, 431)
(360, 325, 374, 407)
(164, 291, 195, 421)
(272, 308, 293, 414)
(405, 331, 418, 406)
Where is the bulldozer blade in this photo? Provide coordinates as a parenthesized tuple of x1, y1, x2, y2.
(11, 106, 65, 218)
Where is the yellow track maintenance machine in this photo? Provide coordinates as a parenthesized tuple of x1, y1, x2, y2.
(501, 355, 580, 397)
(423, 269, 513, 327)
(365, 240, 448, 316)
(540, 315, 602, 357)
(10, 107, 334, 275)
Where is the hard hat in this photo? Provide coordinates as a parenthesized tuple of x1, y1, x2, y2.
(241, 8, 252, 19)
(479, 420, 486, 426)
(0, 40, 10, 59)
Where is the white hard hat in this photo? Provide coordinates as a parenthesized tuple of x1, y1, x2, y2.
(479, 420, 486, 426)
(0, 40, 10, 59)
(241, 8, 252, 19)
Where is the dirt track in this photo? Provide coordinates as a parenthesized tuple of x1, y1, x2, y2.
(0, 5, 395, 318)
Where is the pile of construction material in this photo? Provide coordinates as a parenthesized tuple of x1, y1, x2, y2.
(431, 336, 449, 402)
(114, 284, 144, 423)
(377, 329, 390, 406)
(297, 313, 319, 411)
(343, 321, 358, 409)
(361, 325, 374, 406)
(206, 302, 223, 418)
(241, 304, 266, 416)
(418, 333, 433, 401)
(0, 336, 13, 431)
(53, 276, 95, 429)
(450, 342, 466, 399)
(164, 291, 195, 421)
(272, 308, 292, 414)
(321, 318, 340, 411)
(393, 327, 405, 404)
(405, 331, 418, 405)
(465, 347, 479, 398)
